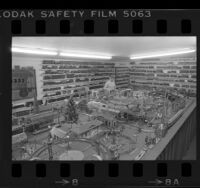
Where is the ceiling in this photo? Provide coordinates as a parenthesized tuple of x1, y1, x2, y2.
(12, 37, 196, 57)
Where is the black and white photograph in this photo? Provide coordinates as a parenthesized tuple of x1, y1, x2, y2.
(12, 37, 196, 161)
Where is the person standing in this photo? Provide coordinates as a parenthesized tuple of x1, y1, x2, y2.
(103, 77, 116, 96)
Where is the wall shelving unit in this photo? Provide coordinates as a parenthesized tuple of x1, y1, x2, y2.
(41, 60, 115, 103)
(114, 66, 130, 89)
(41, 57, 196, 104)
(130, 58, 196, 94)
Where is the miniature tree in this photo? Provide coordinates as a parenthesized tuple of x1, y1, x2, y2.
(65, 96, 78, 123)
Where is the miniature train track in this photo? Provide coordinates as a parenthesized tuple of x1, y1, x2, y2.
(28, 137, 111, 160)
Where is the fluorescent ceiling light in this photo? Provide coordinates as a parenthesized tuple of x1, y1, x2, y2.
(130, 48, 196, 60)
(12, 47, 58, 56)
(59, 52, 112, 59)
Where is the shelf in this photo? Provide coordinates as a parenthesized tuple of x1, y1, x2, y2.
(41, 59, 196, 103)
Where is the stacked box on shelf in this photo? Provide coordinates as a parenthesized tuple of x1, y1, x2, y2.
(41, 60, 115, 104)
(130, 58, 196, 94)
(115, 66, 130, 89)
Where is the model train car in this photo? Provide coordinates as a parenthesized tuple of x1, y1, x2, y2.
(167, 109, 184, 128)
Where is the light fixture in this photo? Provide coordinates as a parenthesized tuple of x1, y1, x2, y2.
(59, 52, 112, 59)
(12, 47, 58, 56)
(130, 48, 196, 60)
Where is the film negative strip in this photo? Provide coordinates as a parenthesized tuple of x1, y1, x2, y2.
(0, 9, 199, 188)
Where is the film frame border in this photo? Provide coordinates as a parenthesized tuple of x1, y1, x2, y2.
(0, 9, 199, 188)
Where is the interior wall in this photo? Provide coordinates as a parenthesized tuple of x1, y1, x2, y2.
(12, 54, 130, 99)
(12, 52, 196, 101)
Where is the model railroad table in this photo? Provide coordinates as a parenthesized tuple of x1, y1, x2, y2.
(142, 98, 196, 160)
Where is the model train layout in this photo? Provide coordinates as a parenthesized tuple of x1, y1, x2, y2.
(12, 85, 195, 161)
